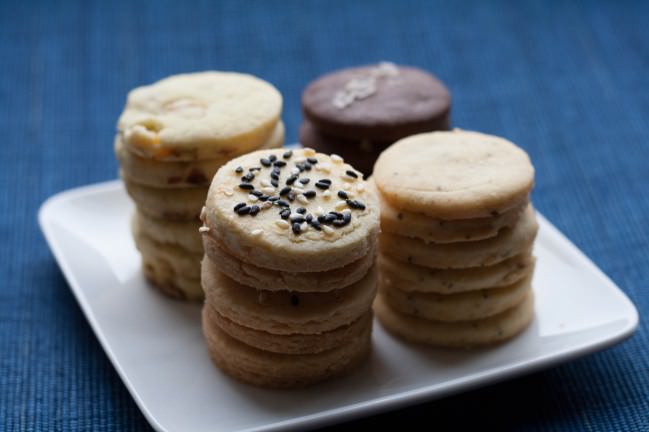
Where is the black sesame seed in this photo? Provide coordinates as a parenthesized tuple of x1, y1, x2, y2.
(307, 157, 318, 164)
(296, 163, 305, 172)
(290, 215, 305, 224)
(268, 154, 277, 162)
(233, 202, 246, 211)
(296, 207, 306, 214)
(249, 205, 260, 216)
(324, 214, 337, 224)
(310, 220, 322, 230)
(329, 211, 343, 219)
(260, 158, 271, 167)
(337, 190, 349, 199)
(303, 162, 312, 171)
(271, 179, 279, 188)
(277, 200, 290, 207)
(235, 166, 244, 173)
(290, 293, 300, 305)
(283, 150, 293, 159)
(241, 172, 254, 182)
(258, 195, 269, 201)
(273, 160, 286, 167)
(270, 172, 280, 181)
(305, 214, 313, 223)
(280, 209, 291, 219)
(250, 190, 263, 197)
(347, 199, 366, 210)
(319, 179, 332, 184)
(249, 166, 261, 172)
(299, 178, 310, 185)
(304, 190, 316, 198)
(317, 214, 327, 223)
(287, 192, 295, 202)
(292, 222, 302, 234)
(268, 196, 279, 202)
(345, 170, 358, 178)
(315, 181, 330, 190)
(236, 205, 251, 216)
(286, 175, 298, 185)
(238, 183, 254, 190)
(279, 187, 291, 196)
(343, 211, 352, 223)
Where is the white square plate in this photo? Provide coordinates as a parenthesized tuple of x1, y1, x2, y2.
(39, 180, 638, 432)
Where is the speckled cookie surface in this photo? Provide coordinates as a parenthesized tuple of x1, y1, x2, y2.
(202, 259, 378, 335)
(118, 71, 283, 161)
(202, 233, 377, 292)
(302, 63, 450, 141)
(115, 121, 284, 188)
(380, 205, 538, 269)
(204, 304, 373, 355)
(373, 130, 535, 219)
(124, 177, 208, 220)
(375, 291, 534, 347)
(202, 310, 371, 389)
(380, 252, 535, 294)
(136, 210, 203, 253)
(203, 148, 380, 272)
(381, 271, 533, 322)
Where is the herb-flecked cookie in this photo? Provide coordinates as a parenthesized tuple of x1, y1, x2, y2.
(201, 148, 380, 272)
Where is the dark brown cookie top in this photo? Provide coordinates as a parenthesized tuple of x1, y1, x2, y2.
(302, 63, 451, 141)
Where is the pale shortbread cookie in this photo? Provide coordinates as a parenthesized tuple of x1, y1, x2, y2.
(202, 259, 378, 335)
(373, 130, 535, 219)
(379, 192, 526, 243)
(205, 304, 373, 355)
(380, 205, 538, 269)
(380, 252, 535, 294)
(118, 72, 283, 161)
(203, 148, 380, 272)
(136, 210, 203, 253)
(115, 121, 284, 188)
(124, 177, 207, 220)
(381, 271, 533, 322)
(202, 233, 377, 292)
(375, 291, 534, 347)
(203, 310, 371, 388)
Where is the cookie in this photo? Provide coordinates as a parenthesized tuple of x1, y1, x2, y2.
(124, 177, 207, 220)
(203, 310, 371, 388)
(380, 252, 535, 294)
(136, 210, 203, 253)
(375, 291, 534, 347)
(202, 232, 377, 292)
(381, 271, 533, 322)
(379, 190, 527, 243)
(202, 258, 377, 335)
(115, 121, 284, 188)
(380, 205, 538, 269)
(373, 130, 535, 219)
(302, 63, 450, 142)
(118, 72, 283, 161)
(202, 148, 380, 272)
(205, 304, 372, 355)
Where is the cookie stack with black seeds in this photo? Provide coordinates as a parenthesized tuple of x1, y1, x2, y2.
(300, 62, 451, 176)
(372, 130, 539, 348)
(200, 148, 380, 388)
(115, 72, 284, 300)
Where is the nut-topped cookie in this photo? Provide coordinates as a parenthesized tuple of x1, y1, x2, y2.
(202, 148, 380, 272)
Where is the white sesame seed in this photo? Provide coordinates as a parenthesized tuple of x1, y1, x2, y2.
(291, 186, 305, 193)
(262, 187, 276, 194)
(289, 212, 302, 219)
(335, 200, 348, 210)
(318, 162, 331, 173)
(297, 194, 309, 205)
(341, 174, 355, 182)
(294, 157, 306, 163)
(198, 226, 210, 233)
(356, 183, 365, 192)
(323, 190, 332, 199)
(315, 206, 325, 216)
(300, 222, 308, 232)
(290, 167, 300, 175)
(251, 229, 263, 236)
(248, 194, 259, 202)
(303, 148, 316, 156)
(275, 220, 290, 229)
(323, 225, 335, 235)
(260, 179, 272, 187)
(261, 201, 273, 209)
(200, 206, 207, 220)
(223, 188, 233, 196)
(331, 154, 343, 163)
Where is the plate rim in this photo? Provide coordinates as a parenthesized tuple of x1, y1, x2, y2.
(38, 180, 640, 432)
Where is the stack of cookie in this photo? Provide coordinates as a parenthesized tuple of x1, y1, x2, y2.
(300, 62, 451, 176)
(115, 72, 283, 301)
(372, 130, 538, 347)
(200, 148, 380, 388)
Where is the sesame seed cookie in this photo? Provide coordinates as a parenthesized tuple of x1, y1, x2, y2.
(117, 72, 282, 162)
(115, 121, 284, 189)
(202, 259, 377, 335)
(375, 291, 534, 347)
(202, 148, 380, 272)
(203, 310, 371, 389)
(202, 233, 377, 292)
(373, 130, 534, 220)
(136, 210, 203, 253)
(380, 271, 533, 322)
(205, 304, 373, 355)
(380, 252, 535, 294)
(380, 205, 538, 269)
(123, 177, 207, 221)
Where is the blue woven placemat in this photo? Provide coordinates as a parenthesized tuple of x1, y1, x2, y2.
(1, 0, 648, 430)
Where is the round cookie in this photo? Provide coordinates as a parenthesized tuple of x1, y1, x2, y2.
(202, 232, 377, 292)
(380, 252, 535, 294)
(302, 63, 450, 142)
(202, 310, 371, 388)
(381, 271, 533, 322)
(118, 72, 283, 161)
(124, 178, 207, 220)
(201, 258, 378, 335)
(203, 148, 380, 272)
(374, 291, 534, 348)
(205, 304, 373, 355)
(379, 191, 527, 243)
(141, 257, 202, 301)
(115, 121, 285, 188)
(380, 205, 538, 269)
(136, 210, 203, 253)
(373, 130, 535, 219)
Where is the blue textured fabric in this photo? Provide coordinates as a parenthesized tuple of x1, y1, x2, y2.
(1, 0, 648, 430)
